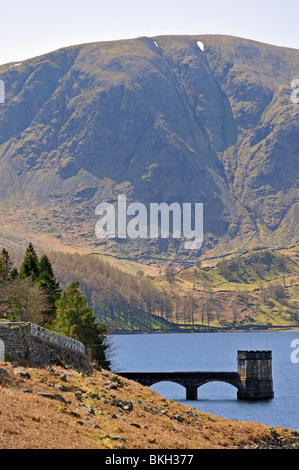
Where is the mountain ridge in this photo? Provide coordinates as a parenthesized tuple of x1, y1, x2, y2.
(0, 34, 298, 263)
(4, 34, 299, 67)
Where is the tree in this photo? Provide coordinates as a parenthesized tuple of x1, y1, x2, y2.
(2, 278, 49, 324)
(0, 248, 18, 318)
(18, 243, 39, 281)
(269, 284, 286, 302)
(38, 254, 61, 320)
(52, 281, 109, 369)
(0, 248, 12, 287)
(195, 260, 202, 270)
(18, 245, 61, 321)
(165, 266, 176, 284)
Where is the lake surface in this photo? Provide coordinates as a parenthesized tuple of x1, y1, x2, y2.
(109, 331, 299, 431)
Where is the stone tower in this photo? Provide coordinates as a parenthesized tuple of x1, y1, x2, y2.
(237, 350, 274, 400)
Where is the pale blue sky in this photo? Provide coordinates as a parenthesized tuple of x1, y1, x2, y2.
(1, 0, 298, 65)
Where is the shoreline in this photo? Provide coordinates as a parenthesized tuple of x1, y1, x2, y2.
(108, 325, 299, 335)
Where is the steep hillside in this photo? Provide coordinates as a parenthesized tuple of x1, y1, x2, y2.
(0, 363, 298, 449)
(159, 246, 299, 329)
(0, 35, 298, 262)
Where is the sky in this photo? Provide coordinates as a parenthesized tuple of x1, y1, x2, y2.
(0, 0, 299, 65)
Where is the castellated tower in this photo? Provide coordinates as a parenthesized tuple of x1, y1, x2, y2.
(237, 351, 274, 400)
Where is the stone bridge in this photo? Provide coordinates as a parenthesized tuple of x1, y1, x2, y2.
(119, 371, 242, 400)
(118, 351, 274, 401)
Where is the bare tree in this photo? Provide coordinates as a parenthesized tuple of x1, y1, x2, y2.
(259, 283, 270, 304)
(233, 307, 239, 323)
(165, 266, 176, 284)
(195, 260, 202, 270)
(0, 278, 49, 324)
(175, 294, 180, 324)
(269, 284, 286, 302)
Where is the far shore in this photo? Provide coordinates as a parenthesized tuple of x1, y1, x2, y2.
(108, 325, 299, 335)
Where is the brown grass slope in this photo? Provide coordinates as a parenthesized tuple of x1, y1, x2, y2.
(0, 363, 298, 449)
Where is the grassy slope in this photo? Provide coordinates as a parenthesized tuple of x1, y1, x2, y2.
(0, 362, 298, 449)
(151, 246, 299, 330)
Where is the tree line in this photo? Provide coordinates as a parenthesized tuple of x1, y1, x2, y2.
(47, 251, 175, 330)
(0, 244, 109, 368)
(1, 245, 219, 335)
(45, 251, 212, 328)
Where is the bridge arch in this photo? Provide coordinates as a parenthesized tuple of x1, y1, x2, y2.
(196, 378, 240, 390)
(143, 378, 189, 389)
(149, 377, 241, 400)
(195, 379, 241, 401)
(149, 380, 187, 399)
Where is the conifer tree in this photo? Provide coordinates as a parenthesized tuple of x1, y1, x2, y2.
(18, 243, 39, 281)
(38, 254, 61, 320)
(0, 248, 13, 318)
(9, 268, 18, 281)
(52, 281, 109, 369)
(0, 248, 12, 287)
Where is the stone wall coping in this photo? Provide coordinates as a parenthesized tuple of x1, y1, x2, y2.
(0, 322, 85, 354)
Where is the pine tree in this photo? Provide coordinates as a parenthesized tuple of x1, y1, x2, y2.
(38, 254, 61, 320)
(52, 281, 109, 369)
(0, 248, 16, 318)
(9, 268, 18, 281)
(18, 243, 39, 281)
(0, 248, 13, 287)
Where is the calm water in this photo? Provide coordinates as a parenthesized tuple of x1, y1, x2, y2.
(109, 331, 299, 431)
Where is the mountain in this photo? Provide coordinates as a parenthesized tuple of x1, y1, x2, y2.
(0, 35, 298, 264)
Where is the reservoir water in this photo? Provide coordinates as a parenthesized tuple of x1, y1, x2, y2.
(109, 331, 299, 432)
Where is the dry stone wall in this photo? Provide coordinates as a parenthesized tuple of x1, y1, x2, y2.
(0, 323, 88, 370)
